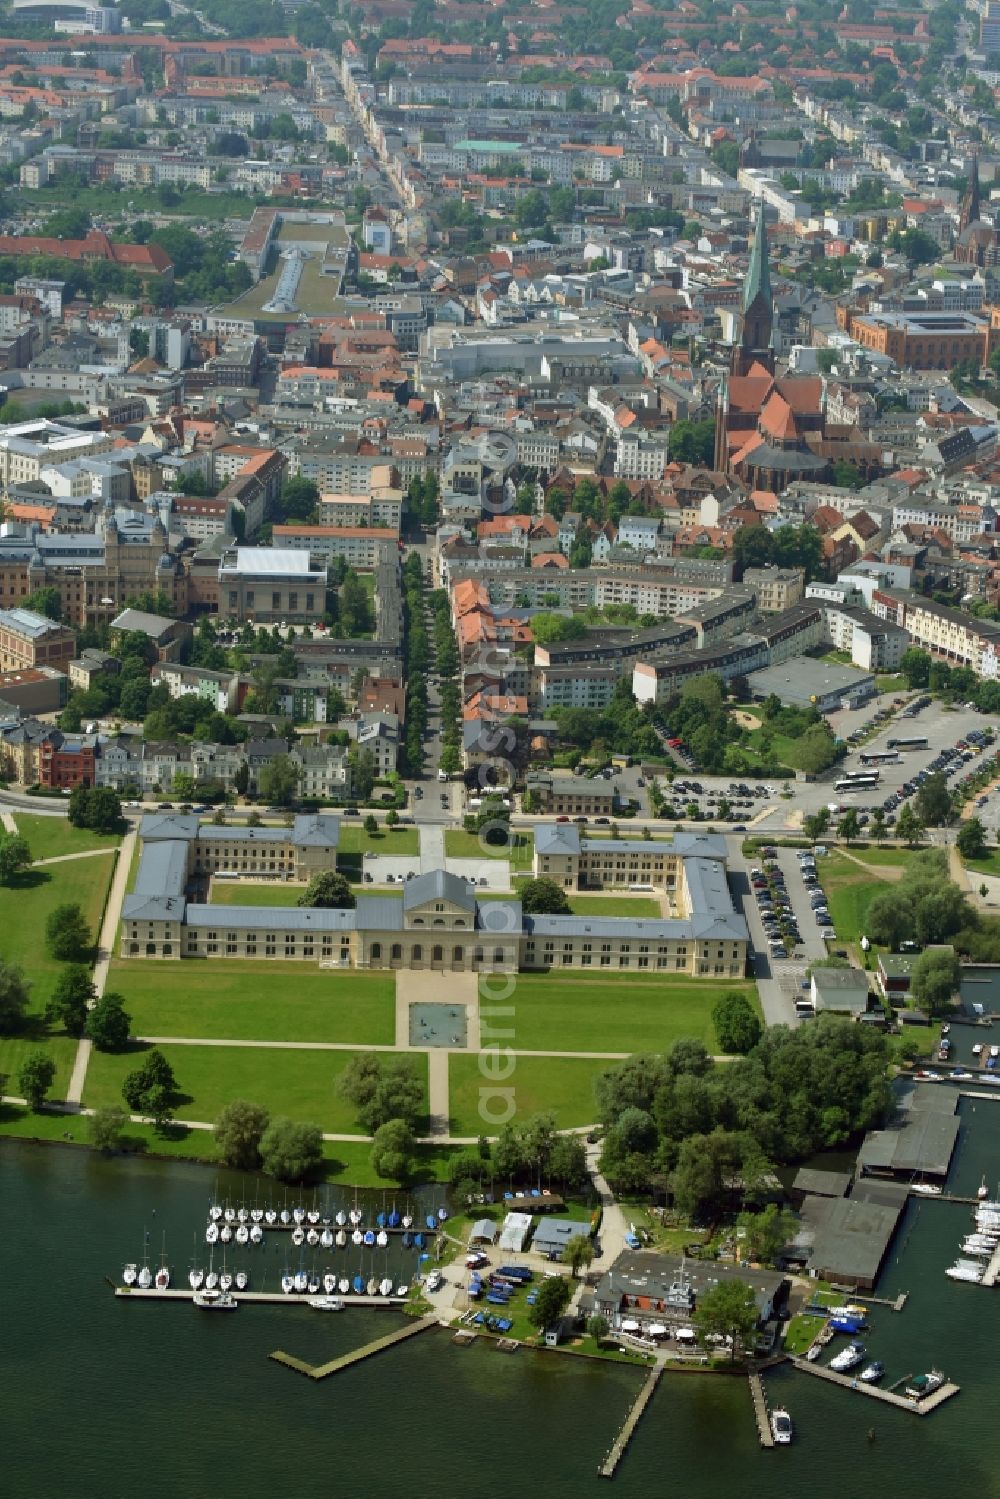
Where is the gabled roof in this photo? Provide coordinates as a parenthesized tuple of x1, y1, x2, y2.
(402, 868, 476, 911)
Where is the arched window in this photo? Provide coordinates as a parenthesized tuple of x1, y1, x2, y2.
(432, 945, 443, 963)
(412, 944, 422, 961)
(454, 918, 466, 927)
(371, 942, 382, 960)
(453, 946, 463, 963)
(433, 917, 445, 926)
(391, 943, 402, 961)
(412, 917, 424, 926)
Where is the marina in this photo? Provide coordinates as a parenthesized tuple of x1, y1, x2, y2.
(599, 1368, 662, 1479)
(114, 1286, 410, 1308)
(268, 1314, 440, 1379)
(791, 1358, 960, 1414)
(749, 1371, 775, 1449)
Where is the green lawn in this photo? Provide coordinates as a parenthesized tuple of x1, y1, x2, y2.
(0, 1035, 79, 1104)
(209, 882, 311, 907)
(846, 846, 910, 869)
(445, 830, 533, 868)
(0, 852, 117, 1014)
(966, 851, 1000, 878)
(566, 896, 662, 916)
(494, 973, 760, 1054)
(13, 814, 121, 861)
(449, 1052, 605, 1134)
(84, 1043, 429, 1135)
(822, 851, 888, 940)
(107, 960, 397, 1044)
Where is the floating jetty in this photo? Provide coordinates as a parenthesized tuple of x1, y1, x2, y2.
(599, 1367, 662, 1479)
(749, 1371, 775, 1448)
(792, 1357, 959, 1414)
(981, 1241, 1000, 1288)
(115, 1287, 407, 1308)
(269, 1313, 439, 1379)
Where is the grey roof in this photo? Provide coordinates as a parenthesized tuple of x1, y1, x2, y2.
(857, 1109, 959, 1178)
(403, 868, 476, 911)
(197, 823, 294, 844)
(121, 892, 187, 922)
(791, 1167, 851, 1198)
(0, 606, 62, 639)
(139, 813, 200, 842)
(110, 607, 177, 640)
(535, 823, 581, 856)
(133, 839, 188, 899)
(354, 895, 405, 931)
(291, 812, 340, 848)
(805, 1196, 902, 1284)
(812, 967, 872, 1015)
(185, 903, 357, 932)
(594, 1250, 785, 1322)
(476, 899, 522, 935)
(530, 1217, 593, 1252)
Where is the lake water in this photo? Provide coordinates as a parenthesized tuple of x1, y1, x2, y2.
(4, 1109, 1000, 1499)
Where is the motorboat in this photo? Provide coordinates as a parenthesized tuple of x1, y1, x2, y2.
(972, 1043, 984, 1057)
(250, 1223, 263, 1245)
(380, 1277, 394, 1297)
(804, 1344, 821, 1362)
(906, 1371, 945, 1400)
(377, 1229, 388, 1248)
(336, 1229, 347, 1248)
(829, 1315, 866, 1334)
(138, 1265, 153, 1290)
(220, 1272, 233, 1293)
(235, 1271, 248, 1291)
(281, 1273, 294, 1294)
(320, 1228, 334, 1249)
(155, 1264, 170, 1291)
(946, 1262, 982, 1282)
(206, 1223, 219, 1245)
(323, 1273, 337, 1294)
(294, 1270, 308, 1293)
(979, 1177, 990, 1201)
(770, 1408, 793, 1445)
(123, 1263, 137, 1286)
(220, 1224, 232, 1244)
(235, 1224, 249, 1245)
(829, 1342, 865, 1372)
(194, 1289, 237, 1310)
(292, 1227, 305, 1247)
(827, 1304, 866, 1318)
(911, 1183, 942, 1196)
(860, 1362, 885, 1384)
(309, 1296, 344, 1312)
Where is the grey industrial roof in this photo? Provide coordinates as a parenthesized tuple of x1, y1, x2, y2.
(121, 893, 187, 922)
(110, 608, 176, 639)
(535, 823, 581, 856)
(139, 813, 201, 842)
(402, 868, 476, 911)
(791, 1168, 851, 1198)
(221, 547, 322, 578)
(806, 1196, 902, 1283)
(186, 903, 357, 932)
(0, 606, 61, 639)
(354, 895, 405, 931)
(857, 1109, 959, 1178)
(530, 1217, 593, 1251)
(133, 839, 188, 900)
(747, 658, 875, 705)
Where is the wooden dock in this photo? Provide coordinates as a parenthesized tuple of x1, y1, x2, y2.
(269, 1313, 439, 1380)
(832, 1289, 908, 1312)
(981, 1241, 1000, 1288)
(114, 1287, 406, 1308)
(599, 1367, 662, 1479)
(749, 1371, 774, 1448)
(791, 1358, 959, 1414)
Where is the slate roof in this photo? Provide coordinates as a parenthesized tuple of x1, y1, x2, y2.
(402, 869, 476, 911)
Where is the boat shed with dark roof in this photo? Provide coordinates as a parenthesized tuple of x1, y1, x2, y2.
(801, 1195, 903, 1290)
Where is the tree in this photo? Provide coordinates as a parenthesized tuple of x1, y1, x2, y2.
(587, 1312, 610, 1344)
(838, 808, 861, 846)
(738, 1203, 797, 1265)
(518, 877, 572, 915)
(122, 1048, 177, 1115)
(214, 1099, 270, 1169)
(0, 833, 31, 885)
(385, 808, 399, 829)
(566, 1235, 595, 1279)
(259, 1117, 324, 1182)
(527, 1274, 572, 1331)
(865, 889, 914, 949)
(370, 1117, 414, 1179)
(89, 1106, 128, 1153)
(85, 991, 131, 1051)
(870, 807, 887, 846)
(24, 584, 62, 620)
(910, 946, 960, 1015)
(0, 959, 30, 1034)
(45, 903, 92, 962)
(694, 1278, 759, 1361)
(671, 1129, 746, 1220)
(349, 745, 376, 802)
(915, 773, 953, 828)
(364, 813, 379, 836)
(68, 786, 123, 833)
(297, 871, 355, 909)
(802, 809, 830, 842)
(278, 477, 320, 522)
(258, 755, 299, 807)
(337, 1053, 424, 1134)
(897, 804, 925, 848)
(899, 648, 930, 688)
(45, 965, 94, 1036)
(957, 817, 988, 861)
(713, 992, 762, 1054)
(18, 1049, 55, 1110)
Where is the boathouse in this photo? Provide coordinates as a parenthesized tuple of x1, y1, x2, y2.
(857, 1086, 959, 1183)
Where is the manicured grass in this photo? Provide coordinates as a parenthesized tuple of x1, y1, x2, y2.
(338, 825, 418, 856)
(966, 851, 1000, 878)
(107, 960, 397, 1044)
(13, 814, 121, 861)
(445, 829, 533, 868)
(822, 851, 888, 940)
(0, 1035, 79, 1104)
(845, 846, 910, 868)
(449, 1052, 605, 1133)
(0, 852, 117, 1013)
(494, 973, 760, 1054)
(566, 895, 662, 916)
(84, 1043, 429, 1135)
(209, 882, 310, 907)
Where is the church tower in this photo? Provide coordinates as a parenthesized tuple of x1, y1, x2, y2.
(960, 154, 982, 237)
(732, 196, 774, 377)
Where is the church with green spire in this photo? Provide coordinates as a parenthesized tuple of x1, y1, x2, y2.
(732, 195, 774, 376)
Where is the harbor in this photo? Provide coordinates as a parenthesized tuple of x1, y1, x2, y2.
(791, 1358, 960, 1415)
(114, 1286, 409, 1308)
(749, 1372, 775, 1449)
(269, 1314, 440, 1379)
(599, 1368, 663, 1478)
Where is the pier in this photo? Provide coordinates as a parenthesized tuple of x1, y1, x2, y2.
(269, 1313, 439, 1379)
(599, 1367, 662, 1479)
(830, 1289, 909, 1312)
(981, 1241, 1000, 1287)
(114, 1287, 407, 1308)
(791, 1358, 960, 1414)
(749, 1371, 774, 1448)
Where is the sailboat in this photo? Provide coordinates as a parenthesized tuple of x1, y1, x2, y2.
(292, 1226, 305, 1247)
(379, 1276, 393, 1297)
(265, 1208, 277, 1226)
(352, 1273, 365, 1294)
(367, 1275, 378, 1296)
(320, 1228, 334, 1249)
(377, 1229, 388, 1248)
(401, 1210, 413, 1229)
(292, 1206, 306, 1225)
(138, 1263, 152, 1289)
(388, 1206, 401, 1230)
(336, 1209, 347, 1227)
(339, 1277, 350, 1295)
(189, 1266, 204, 1290)
(402, 1231, 412, 1249)
(281, 1270, 294, 1294)
(307, 1208, 321, 1226)
(336, 1228, 347, 1248)
(237, 1206, 248, 1224)
(154, 1234, 170, 1290)
(364, 1228, 376, 1247)
(306, 1227, 320, 1247)
(206, 1221, 219, 1245)
(979, 1176, 990, 1201)
(323, 1272, 337, 1294)
(209, 1202, 223, 1222)
(204, 1245, 218, 1293)
(220, 1223, 233, 1244)
(224, 1205, 236, 1224)
(235, 1223, 249, 1245)
(250, 1222, 263, 1245)
(123, 1263, 137, 1286)
(235, 1270, 249, 1291)
(294, 1268, 308, 1293)
(352, 1228, 363, 1246)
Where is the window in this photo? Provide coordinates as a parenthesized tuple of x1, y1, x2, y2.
(494, 946, 504, 964)
(272, 591, 281, 608)
(412, 944, 422, 961)
(371, 942, 382, 959)
(432, 945, 443, 962)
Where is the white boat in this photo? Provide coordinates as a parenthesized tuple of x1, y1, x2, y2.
(401, 1213, 413, 1229)
(292, 1226, 305, 1247)
(380, 1277, 393, 1297)
(206, 1223, 219, 1245)
(220, 1224, 232, 1244)
(336, 1229, 347, 1248)
(367, 1277, 378, 1296)
(251, 1209, 264, 1224)
(220, 1272, 233, 1292)
(972, 1043, 983, 1056)
(265, 1210, 277, 1225)
(224, 1207, 236, 1224)
(309, 1296, 344, 1312)
(189, 1268, 204, 1291)
(911, 1183, 942, 1196)
(320, 1228, 334, 1249)
(280, 1209, 291, 1225)
(946, 1264, 982, 1282)
(307, 1211, 320, 1225)
(906, 1370, 945, 1399)
(349, 1208, 362, 1226)
(352, 1229, 363, 1246)
(237, 1207, 248, 1224)
(205, 1271, 219, 1292)
(804, 1344, 821, 1362)
(827, 1304, 867, 1318)
(338, 1278, 350, 1295)
(979, 1176, 990, 1201)
(209, 1204, 222, 1221)
(137, 1265, 152, 1289)
(336, 1211, 347, 1227)
(194, 1289, 237, 1310)
(235, 1224, 249, 1245)
(307, 1277, 320, 1295)
(770, 1408, 793, 1445)
(155, 1265, 170, 1290)
(293, 1207, 306, 1224)
(235, 1271, 248, 1291)
(250, 1223, 263, 1245)
(377, 1229, 388, 1248)
(123, 1263, 137, 1286)
(306, 1228, 320, 1247)
(860, 1362, 884, 1384)
(294, 1270, 308, 1293)
(396, 1283, 409, 1297)
(323, 1273, 337, 1294)
(281, 1273, 294, 1294)
(830, 1342, 865, 1372)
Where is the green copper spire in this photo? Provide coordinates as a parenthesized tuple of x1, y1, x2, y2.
(744, 195, 771, 314)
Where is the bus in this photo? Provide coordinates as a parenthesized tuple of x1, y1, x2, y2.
(860, 751, 901, 767)
(840, 769, 881, 783)
(834, 774, 880, 793)
(887, 736, 929, 751)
